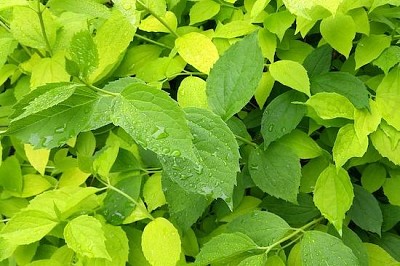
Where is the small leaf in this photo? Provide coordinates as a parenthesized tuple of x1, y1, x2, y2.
(139, 11, 177, 33)
(141, 217, 181, 266)
(301, 231, 359, 265)
(264, 10, 295, 40)
(258, 28, 277, 62)
(249, 143, 301, 203)
(306, 92, 355, 120)
(278, 129, 323, 159)
(175, 32, 219, 74)
(177, 76, 208, 109)
(189, 0, 220, 25)
(251, 0, 270, 18)
(303, 44, 332, 78)
(143, 173, 166, 212)
(24, 144, 50, 176)
(227, 210, 291, 246)
(0, 156, 23, 193)
(370, 121, 400, 165)
(20, 174, 52, 198)
(254, 71, 275, 109)
(320, 14, 356, 58)
(364, 243, 399, 266)
(214, 20, 258, 39)
(207, 32, 264, 121)
(355, 34, 391, 69)
(195, 233, 258, 266)
(354, 99, 381, 140)
(373, 46, 400, 74)
(361, 163, 387, 193)
(47, 0, 110, 18)
(383, 176, 400, 206)
(261, 90, 307, 148)
(269, 60, 310, 96)
(238, 254, 266, 266)
(64, 215, 111, 260)
(333, 124, 369, 169)
(314, 164, 354, 233)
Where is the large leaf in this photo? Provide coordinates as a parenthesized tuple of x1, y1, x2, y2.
(261, 90, 307, 148)
(310, 72, 370, 109)
(141, 217, 181, 266)
(207, 32, 263, 121)
(249, 143, 301, 203)
(227, 210, 291, 246)
(301, 231, 359, 265)
(160, 108, 240, 203)
(314, 164, 354, 233)
(112, 83, 197, 161)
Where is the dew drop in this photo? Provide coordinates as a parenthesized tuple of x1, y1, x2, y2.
(171, 150, 181, 156)
(152, 126, 168, 140)
(162, 148, 170, 154)
(268, 124, 274, 132)
(250, 164, 259, 170)
(195, 164, 204, 174)
(281, 127, 287, 133)
(55, 124, 66, 133)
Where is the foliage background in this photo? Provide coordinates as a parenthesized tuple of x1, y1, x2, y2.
(0, 0, 400, 265)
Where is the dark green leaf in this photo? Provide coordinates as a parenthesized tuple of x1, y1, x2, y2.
(381, 204, 400, 232)
(342, 227, 369, 266)
(310, 72, 370, 109)
(249, 143, 301, 203)
(372, 233, 400, 261)
(207, 32, 264, 121)
(261, 90, 307, 148)
(303, 44, 332, 78)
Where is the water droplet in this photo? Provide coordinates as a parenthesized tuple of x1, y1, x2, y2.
(162, 148, 170, 154)
(29, 133, 41, 147)
(43, 136, 53, 147)
(171, 150, 181, 156)
(55, 124, 66, 133)
(152, 126, 168, 140)
(281, 127, 287, 133)
(268, 124, 274, 132)
(195, 164, 204, 174)
(250, 164, 259, 170)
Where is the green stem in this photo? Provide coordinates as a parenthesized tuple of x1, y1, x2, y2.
(235, 135, 258, 148)
(135, 33, 173, 49)
(80, 79, 119, 96)
(36, 0, 53, 56)
(136, 0, 179, 38)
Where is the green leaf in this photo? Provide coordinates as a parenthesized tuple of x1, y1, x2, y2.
(376, 67, 400, 131)
(303, 44, 332, 78)
(47, 0, 110, 18)
(0, 31, 18, 69)
(383, 175, 400, 206)
(160, 108, 240, 202)
(348, 185, 383, 235)
(195, 233, 258, 266)
(238, 254, 266, 266)
(0, 156, 22, 193)
(125, 228, 150, 266)
(251, 0, 271, 18)
(101, 176, 142, 225)
(355, 34, 392, 69)
(162, 172, 209, 232)
(364, 243, 399, 266)
(371, 121, 400, 165)
(341, 227, 369, 266)
(249, 143, 301, 203)
(177, 76, 208, 109)
(361, 163, 387, 193)
(310, 72, 370, 109)
(258, 28, 277, 63)
(30, 52, 70, 88)
(261, 91, 307, 148)
(189, 0, 220, 25)
(214, 20, 259, 39)
(320, 14, 356, 58)
(314, 165, 354, 233)
(0, 237, 16, 262)
(269, 60, 310, 96)
(139, 0, 166, 17)
(261, 193, 320, 227)
(301, 231, 359, 265)
(175, 32, 219, 74)
(64, 215, 111, 260)
(264, 11, 295, 40)
(354, 99, 381, 140)
(10, 4, 57, 50)
(141, 217, 181, 266)
(306, 92, 355, 120)
(0, 210, 58, 245)
(20, 174, 52, 198)
(207, 32, 264, 121)
(143, 173, 166, 212)
(24, 144, 50, 176)
(381, 204, 400, 232)
(373, 46, 400, 74)
(67, 30, 98, 81)
(333, 124, 369, 169)
(89, 9, 136, 83)
(254, 71, 274, 109)
(278, 129, 323, 159)
(112, 83, 196, 161)
(227, 210, 291, 246)
(138, 11, 177, 33)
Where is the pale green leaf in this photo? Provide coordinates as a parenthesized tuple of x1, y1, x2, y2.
(383, 176, 400, 206)
(261, 90, 307, 148)
(92, 134, 120, 177)
(306, 92, 355, 120)
(207, 32, 264, 121)
(177, 76, 208, 109)
(254, 71, 274, 108)
(142, 217, 181, 266)
(220, 196, 262, 223)
(31, 53, 70, 88)
(160, 108, 240, 203)
(64, 215, 111, 260)
(371, 0, 400, 11)
(348, 8, 370, 35)
(214, 20, 259, 39)
(269, 60, 310, 96)
(24, 144, 50, 176)
(301, 231, 359, 265)
(189, 0, 220, 25)
(361, 163, 386, 193)
(373, 46, 400, 74)
(175, 32, 219, 74)
(320, 14, 356, 58)
(249, 143, 301, 203)
(0, 0, 28, 11)
(20, 174, 52, 198)
(282, 0, 343, 18)
(258, 28, 277, 62)
(364, 243, 400, 266)
(0, 156, 23, 193)
(0, 237, 16, 261)
(25, 259, 63, 266)
(251, 0, 271, 18)
(47, 0, 110, 18)
(333, 124, 368, 169)
(89, 9, 136, 83)
(195, 233, 258, 266)
(10, 4, 57, 50)
(238, 254, 266, 266)
(112, 83, 196, 161)
(139, 0, 166, 17)
(227, 210, 291, 246)
(0, 32, 18, 69)
(313, 164, 354, 233)
(355, 34, 392, 69)
(0, 210, 58, 245)
(143, 173, 166, 212)
(113, 0, 140, 27)
(376, 67, 400, 131)
(276, 40, 314, 63)
(139, 11, 177, 33)
(354, 99, 381, 139)
(59, 167, 90, 188)
(264, 10, 295, 40)
(370, 121, 400, 165)
(278, 129, 323, 159)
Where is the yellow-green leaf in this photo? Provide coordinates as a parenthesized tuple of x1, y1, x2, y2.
(141, 217, 181, 266)
(177, 76, 208, 109)
(354, 99, 381, 140)
(139, 11, 177, 33)
(24, 144, 50, 176)
(20, 174, 52, 198)
(306, 92, 355, 120)
(370, 121, 400, 165)
(175, 32, 219, 74)
(355, 34, 392, 69)
(364, 243, 400, 266)
(255, 71, 274, 108)
(269, 60, 310, 96)
(214, 20, 259, 39)
(143, 173, 166, 212)
(383, 176, 400, 206)
(30, 52, 70, 88)
(189, 0, 220, 25)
